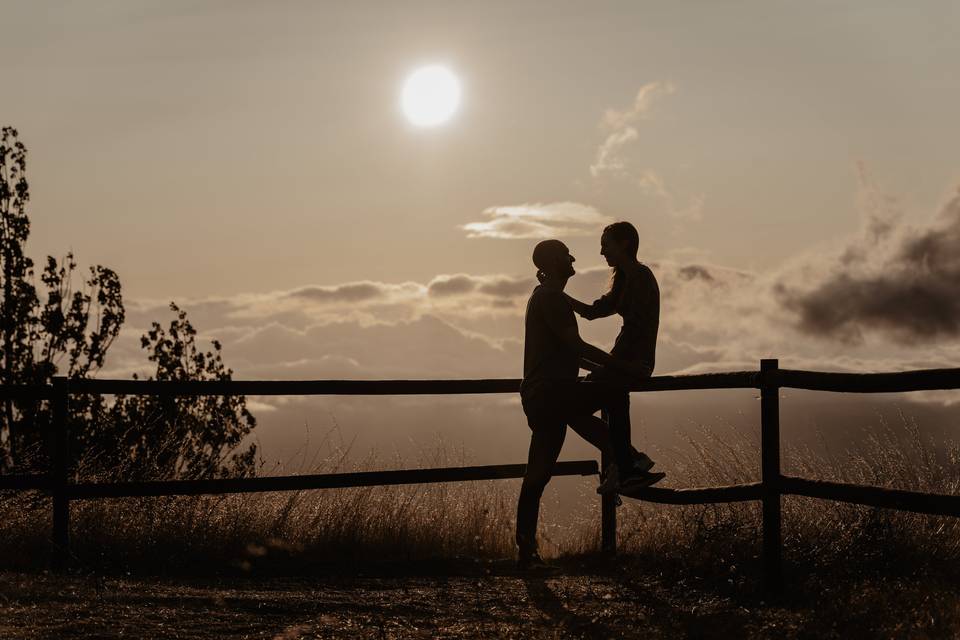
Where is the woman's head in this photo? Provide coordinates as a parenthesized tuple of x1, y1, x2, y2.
(600, 221, 639, 268)
(601, 221, 639, 298)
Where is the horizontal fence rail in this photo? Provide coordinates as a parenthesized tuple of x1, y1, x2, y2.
(782, 476, 960, 518)
(70, 378, 524, 396)
(67, 371, 762, 397)
(0, 474, 50, 491)
(624, 482, 762, 505)
(0, 385, 53, 400)
(778, 367, 960, 393)
(64, 367, 960, 397)
(67, 461, 599, 500)
(1, 361, 958, 591)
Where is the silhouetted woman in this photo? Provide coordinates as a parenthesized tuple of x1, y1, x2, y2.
(565, 221, 661, 487)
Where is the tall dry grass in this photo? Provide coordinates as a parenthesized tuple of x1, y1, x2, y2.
(0, 424, 520, 573)
(601, 410, 960, 579)
(1, 412, 958, 576)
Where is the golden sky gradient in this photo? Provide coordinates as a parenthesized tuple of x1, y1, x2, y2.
(4, 2, 956, 295)
(3, 2, 959, 461)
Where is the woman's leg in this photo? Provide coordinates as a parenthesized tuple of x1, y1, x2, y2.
(589, 366, 656, 468)
(566, 413, 612, 457)
(569, 380, 634, 472)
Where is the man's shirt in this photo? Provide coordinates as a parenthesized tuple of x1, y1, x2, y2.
(520, 285, 580, 399)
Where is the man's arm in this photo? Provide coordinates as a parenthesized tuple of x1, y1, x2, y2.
(555, 325, 647, 378)
(538, 290, 642, 377)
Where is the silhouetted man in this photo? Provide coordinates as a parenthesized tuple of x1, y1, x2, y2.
(516, 239, 662, 570)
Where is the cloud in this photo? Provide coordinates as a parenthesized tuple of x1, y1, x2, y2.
(461, 202, 614, 240)
(590, 127, 639, 178)
(427, 273, 536, 299)
(637, 171, 704, 222)
(773, 174, 960, 345)
(590, 81, 674, 178)
(677, 265, 715, 283)
(476, 276, 536, 298)
(287, 282, 389, 303)
(601, 82, 676, 132)
(427, 274, 477, 297)
(589, 83, 703, 221)
(226, 315, 519, 380)
(104, 269, 541, 384)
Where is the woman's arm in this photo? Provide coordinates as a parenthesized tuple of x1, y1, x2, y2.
(564, 294, 593, 317)
(565, 292, 616, 320)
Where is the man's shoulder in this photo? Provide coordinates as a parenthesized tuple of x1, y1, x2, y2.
(529, 285, 567, 304)
(527, 285, 574, 320)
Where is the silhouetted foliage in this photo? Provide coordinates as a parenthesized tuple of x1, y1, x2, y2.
(94, 303, 258, 480)
(0, 126, 256, 478)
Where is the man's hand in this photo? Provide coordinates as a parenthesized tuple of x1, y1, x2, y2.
(579, 358, 602, 373)
(627, 361, 653, 379)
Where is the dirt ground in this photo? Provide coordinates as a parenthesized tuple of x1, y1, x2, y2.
(2, 558, 959, 639)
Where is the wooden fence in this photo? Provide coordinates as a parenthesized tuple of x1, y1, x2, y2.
(2, 358, 960, 591)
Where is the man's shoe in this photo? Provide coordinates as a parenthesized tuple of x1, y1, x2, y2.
(619, 470, 666, 495)
(517, 552, 560, 573)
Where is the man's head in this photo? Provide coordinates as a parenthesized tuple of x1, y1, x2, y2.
(532, 239, 576, 282)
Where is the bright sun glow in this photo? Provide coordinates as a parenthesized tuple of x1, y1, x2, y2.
(401, 65, 461, 127)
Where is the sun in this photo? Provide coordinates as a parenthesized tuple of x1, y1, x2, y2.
(401, 65, 461, 127)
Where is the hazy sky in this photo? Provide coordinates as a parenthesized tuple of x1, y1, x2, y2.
(5, 1, 958, 294)
(3, 2, 959, 463)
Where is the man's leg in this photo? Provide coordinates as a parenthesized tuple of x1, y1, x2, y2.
(516, 416, 567, 560)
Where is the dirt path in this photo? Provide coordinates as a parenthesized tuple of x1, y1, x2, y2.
(1, 561, 957, 639)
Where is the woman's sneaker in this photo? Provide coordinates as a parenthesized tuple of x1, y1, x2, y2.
(619, 470, 667, 494)
(631, 448, 655, 473)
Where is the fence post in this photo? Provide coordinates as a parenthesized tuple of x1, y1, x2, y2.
(760, 359, 782, 592)
(600, 449, 617, 553)
(50, 376, 70, 572)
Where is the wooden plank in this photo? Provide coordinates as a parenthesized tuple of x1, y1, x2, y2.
(0, 384, 52, 400)
(71, 378, 520, 396)
(68, 459, 600, 499)
(68, 372, 760, 397)
(620, 481, 762, 504)
(11, 367, 960, 399)
(760, 359, 783, 593)
(782, 476, 960, 517)
(779, 368, 960, 393)
(50, 377, 70, 572)
(600, 430, 616, 553)
(0, 474, 50, 490)
(627, 371, 759, 392)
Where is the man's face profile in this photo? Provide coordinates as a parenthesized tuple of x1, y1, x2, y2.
(533, 240, 576, 280)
